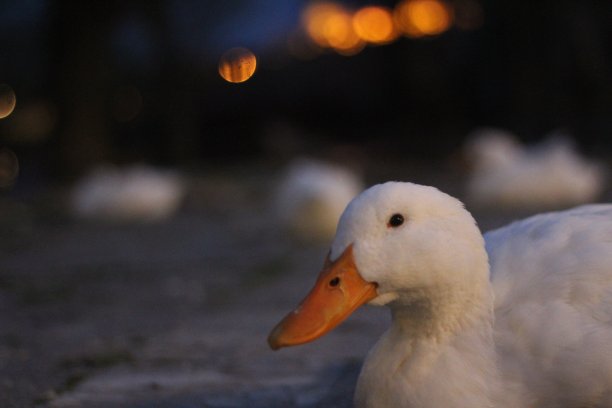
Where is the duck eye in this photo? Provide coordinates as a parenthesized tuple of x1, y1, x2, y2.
(329, 277, 340, 287)
(388, 213, 405, 228)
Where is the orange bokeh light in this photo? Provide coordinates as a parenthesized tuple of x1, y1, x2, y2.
(218, 47, 257, 83)
(352, 6, 399, 45)
(0, 84, 17, 119)
(302, 2, 364, 56)
(394, 0, 453, 38)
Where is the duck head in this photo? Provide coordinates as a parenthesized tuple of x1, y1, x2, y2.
(268, 182, 489, 349)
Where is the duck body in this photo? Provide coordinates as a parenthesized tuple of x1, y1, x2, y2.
(71, 164, 185, 222)
(269, 182, 612, 408)
(465, 129, 606, 209)
(274, 158, 363, 241)
(488, 204, 612, 407)
(357, 202, 612, 408)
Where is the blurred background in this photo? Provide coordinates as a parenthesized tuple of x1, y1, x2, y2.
(1, 0, 611, 406)
(1, 0, 611, 178)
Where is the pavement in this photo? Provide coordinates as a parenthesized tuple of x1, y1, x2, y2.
(0, 163, 608, 407)
(0, 167, 389, 408)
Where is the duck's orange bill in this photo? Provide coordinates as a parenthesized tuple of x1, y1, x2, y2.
(268, 245, 378, 350)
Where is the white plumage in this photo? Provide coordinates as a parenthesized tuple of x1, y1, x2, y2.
(464, 128, 606, 209)
(274, 158, 363, 241)
(71, 164, 185, 222)
(487, 204, 612, 407)
(327, 182, 612, 407)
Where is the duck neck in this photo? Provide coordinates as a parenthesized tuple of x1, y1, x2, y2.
(389, 281, 494, 341)
(356, 280, 505, 408)
(380, 281, 504, 407)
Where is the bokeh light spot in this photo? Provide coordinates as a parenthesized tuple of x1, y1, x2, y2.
(302, 2, 345, 48)
(394, 0, 453, 38)
(0, 147, 19, 189)
(302, 2, 364, 56)
(0, 84, 17, 119)
(353, 6, 399, 45)
(218, 47, 257, 83)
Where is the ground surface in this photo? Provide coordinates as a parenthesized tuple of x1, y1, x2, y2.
(0, 162, 609, 407)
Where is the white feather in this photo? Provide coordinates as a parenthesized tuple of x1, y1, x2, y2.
(275, 158, 363, 241)
(71, 165, 185, 222)
(328, 182, 612, 407)
(465, 128, 606, 209)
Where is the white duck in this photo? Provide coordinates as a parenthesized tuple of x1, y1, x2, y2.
(71, 164, 185, 222)
(269, 182, 612, 407)
(274, 158, 363, 241)
(465, 128, 606, 209)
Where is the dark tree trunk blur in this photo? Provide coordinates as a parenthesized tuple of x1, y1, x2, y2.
(143, 0, 201, 166)
(49, 0, 119, 179)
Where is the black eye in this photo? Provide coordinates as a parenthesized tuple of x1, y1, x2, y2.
(388, 213, 405, 228)
(329, 277, 340, 287)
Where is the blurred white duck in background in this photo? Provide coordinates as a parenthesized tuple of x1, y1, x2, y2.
(274, 158, 363, 241)
(269, 182, 612, 408)
(464, 128, 606, 209)
(71, 164, 185, 222)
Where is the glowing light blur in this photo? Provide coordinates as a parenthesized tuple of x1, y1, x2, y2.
(302, 2, 346, 47)
(0, 147, 19, 188)
(394, 0, 453, 38)
(352, 6, 398, 45)
(0, 84, 17, 119)
(301, 2, 364, 56)
(218, 47, 257, 83)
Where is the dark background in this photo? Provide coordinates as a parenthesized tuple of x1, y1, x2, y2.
(1, 2, 612, 406)
(1, 0, 611, 184)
